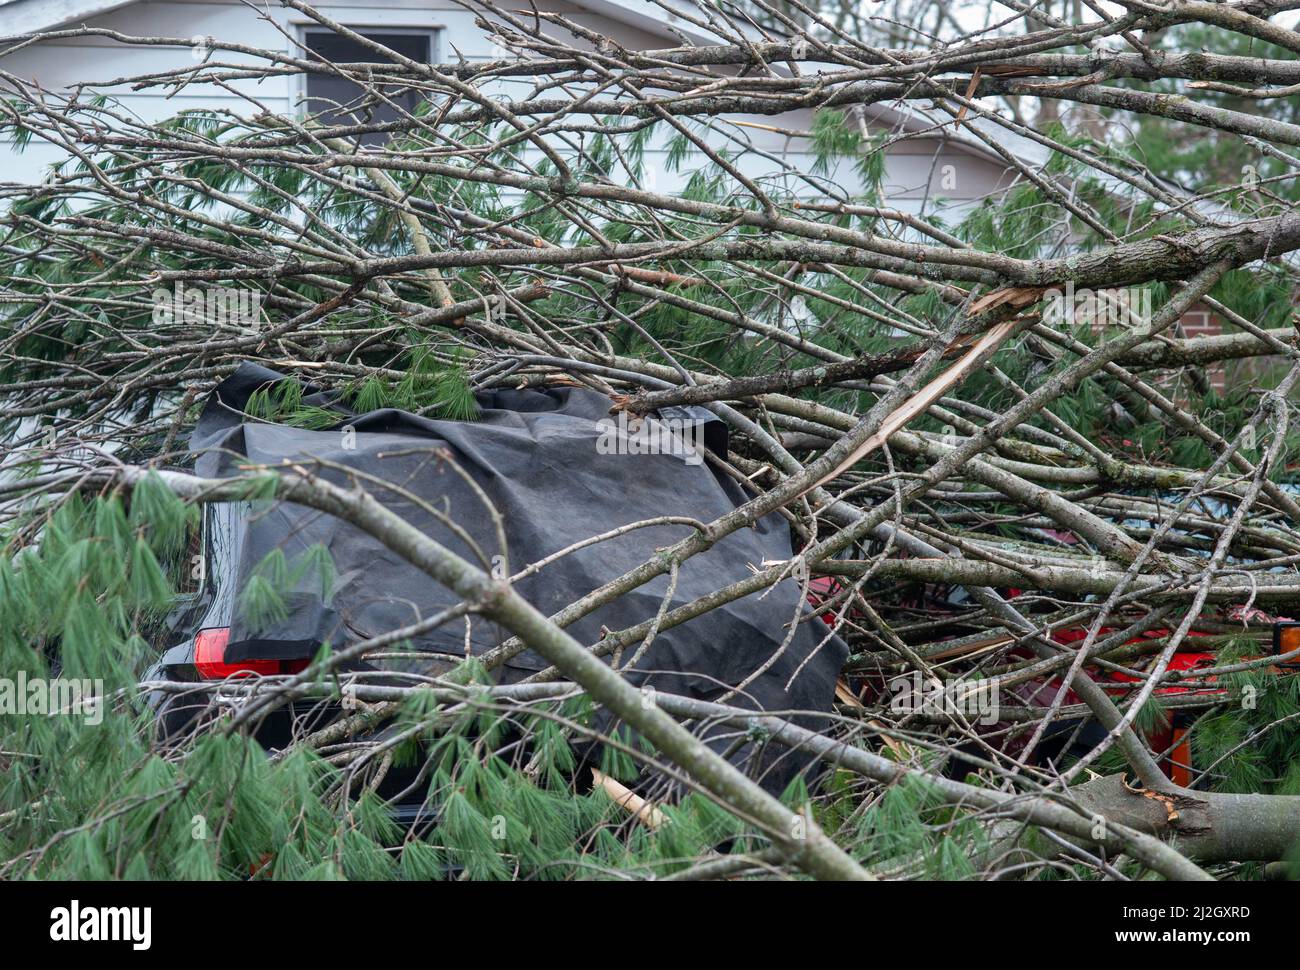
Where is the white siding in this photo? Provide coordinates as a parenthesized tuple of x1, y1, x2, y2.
(0, 0, 1015, 214)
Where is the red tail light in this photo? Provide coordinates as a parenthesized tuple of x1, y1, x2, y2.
(1167, 725, 1194, 789)
(1274, 622, 1300, 665)
(194, 627, 310, 680)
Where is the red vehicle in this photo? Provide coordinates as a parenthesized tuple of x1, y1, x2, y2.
(809, 577, 1300, 787)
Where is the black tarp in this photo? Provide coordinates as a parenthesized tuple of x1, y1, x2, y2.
(191, 362, 846, 791)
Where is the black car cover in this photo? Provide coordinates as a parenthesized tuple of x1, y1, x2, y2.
(190, 362, 847, 791)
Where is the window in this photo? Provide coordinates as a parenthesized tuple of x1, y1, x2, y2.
(301, 29, 437, 144)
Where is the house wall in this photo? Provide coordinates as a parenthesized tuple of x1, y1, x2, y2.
(1181, 301, 1227, 391)
(0, 0, 1016, 218)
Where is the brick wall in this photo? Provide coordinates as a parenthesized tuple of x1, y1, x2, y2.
(1177, 304, 1221, 339)
(1082, 299, 1227, 392)
(1175, 302, 1225, 392)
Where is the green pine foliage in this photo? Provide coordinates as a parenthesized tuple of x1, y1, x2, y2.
(1, 481, 832, 881)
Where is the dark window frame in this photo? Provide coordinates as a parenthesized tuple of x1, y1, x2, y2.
(295, 26, 441, 141)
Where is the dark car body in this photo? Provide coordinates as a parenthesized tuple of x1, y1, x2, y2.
(151, 362, 848, 808)
(142, 500, 436, 826)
